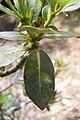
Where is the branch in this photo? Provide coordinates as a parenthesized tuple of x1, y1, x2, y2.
(0, 52, 29, 77)
(0, 82, 14, 93)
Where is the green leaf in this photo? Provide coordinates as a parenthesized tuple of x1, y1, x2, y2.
(23, 25, 51, 35)
(0, 4, 21, 21)
(42, 5, 51, 20)
(48, 93, 56, 104)
(0, 93, 16, 111)
(0, 4, 17, 18)
(0, 93, 14, 111)
(24, 50, 55, 110)
(13, 0, 19, 11)
(18, 0, 25, 17)
(0, 45, 25, 67)
(48, 25, 58, 31)
(24, 26, 75, 40)
(59, 0, 80, 11)
(43, 31, 75, 39)
(0, 32, 27, 41)
(59, 0, 80, 7)
(29, 0, 42, 22)
(5, 0, 22, 20)
(47, 0, 57, 11)
(25, 0, 30, 17)
(61, 2, 80, 12)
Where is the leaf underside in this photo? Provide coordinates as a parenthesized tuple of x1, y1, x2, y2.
(61, 2, 80, 12)
(0, 45, 25, 67)
(24, 50, 55, 110)
(0, 32, 26, 41)
(43, 31, 75, 39)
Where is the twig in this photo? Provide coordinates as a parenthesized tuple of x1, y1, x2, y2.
(0, 52, 29, 77)
(13, 101, 32, 112)
(0, 82, 14, 93)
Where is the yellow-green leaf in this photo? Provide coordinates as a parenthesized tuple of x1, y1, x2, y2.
(0, 93, 14, 111)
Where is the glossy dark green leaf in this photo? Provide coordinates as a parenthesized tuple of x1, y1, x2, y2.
(48, 90, 56, 105)
(0, 32, 27, 41)
(24, 50, 55, 110)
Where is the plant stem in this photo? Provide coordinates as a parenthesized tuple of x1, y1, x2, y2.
(44, 13, 55, 27)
